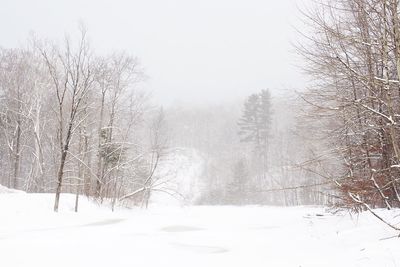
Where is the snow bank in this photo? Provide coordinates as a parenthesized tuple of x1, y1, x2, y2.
(0, 184, 25, 194)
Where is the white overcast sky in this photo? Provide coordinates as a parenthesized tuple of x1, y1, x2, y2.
(0, 0, 310, 106)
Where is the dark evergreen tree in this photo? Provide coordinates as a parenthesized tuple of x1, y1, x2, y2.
(237, 89, 272, 180)
(238, 93, 261, 146)
(238, 90, 272, 152)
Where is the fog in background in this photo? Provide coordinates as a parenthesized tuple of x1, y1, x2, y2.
(0, 0, 330, 207)
(0, 0, 308, 106)
(2, 1, 400, 265)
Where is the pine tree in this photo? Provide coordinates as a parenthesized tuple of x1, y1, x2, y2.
(237, 89, 272, 180)
(238, 90, 272, 153)
(238, 93, 261, 146)
(258, 89, 272, 149)
(228, 158, 249, 204)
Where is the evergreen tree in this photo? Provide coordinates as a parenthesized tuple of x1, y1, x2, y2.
(258, 89, 272, 151)
(237, 89, 272, 179)
(227, 158, 249, 204)
(238, 93, 261, 146)
(238, 89, 272, 153)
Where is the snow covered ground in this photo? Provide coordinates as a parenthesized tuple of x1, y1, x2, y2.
(0, 190, 399, 267)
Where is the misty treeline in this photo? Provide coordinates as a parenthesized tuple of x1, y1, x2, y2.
(0, 29, 332, 209)
(0, 28, 170, 211)
(297, 0, 400, 227)
(6, 0, 400, 218)
(165, 93, 329, 206)
(165, 0, 400, 219)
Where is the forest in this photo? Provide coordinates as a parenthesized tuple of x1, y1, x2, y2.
(0, 0, 400, 228)
(1, 1, 400, 266)
(0, 33, 327, 211)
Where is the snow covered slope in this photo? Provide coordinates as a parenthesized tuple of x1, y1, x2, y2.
(0, 184, 24, 194)
(0, 189, 399, 267)
(150, 148, 205, 206)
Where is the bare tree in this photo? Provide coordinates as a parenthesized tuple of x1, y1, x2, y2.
(297, 0, 400, 223)
(39, 28, 94, 212)
(118, 108, 170, 208)
(94, 52, 143, 201)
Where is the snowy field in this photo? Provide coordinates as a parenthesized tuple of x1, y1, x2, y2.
(0, 190, 399, 267)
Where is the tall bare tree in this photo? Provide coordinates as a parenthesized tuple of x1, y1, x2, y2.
(39, 29, 94, 212)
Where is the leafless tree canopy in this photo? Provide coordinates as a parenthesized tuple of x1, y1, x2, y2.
(4, 1, 400, 223)
(298, 0, 400, 221)
(0, 29, 169, 211)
